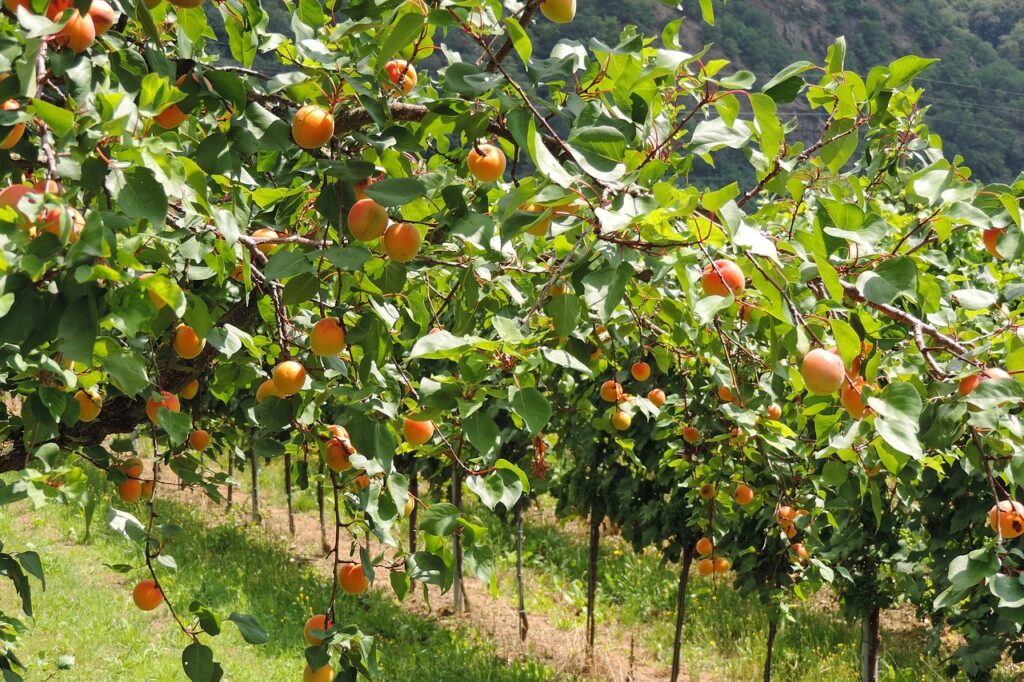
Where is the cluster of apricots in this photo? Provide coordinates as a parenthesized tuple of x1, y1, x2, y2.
(0, 180, 84, 241)
(5, 0, 117, 54)
(694, 536, 730, 577)
(596, 360, 668, 432)
(115, 456, 151, 503)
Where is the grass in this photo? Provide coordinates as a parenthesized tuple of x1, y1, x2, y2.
(0, 473, 567, 681)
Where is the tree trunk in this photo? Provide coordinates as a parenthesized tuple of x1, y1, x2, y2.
(670, 545, 695, 682)
(284, 452, 295, 536)
(516, 497, 528, 641)
(317, 457, 328, 553)
(763, 616, 778, 682)
(250, 456, 261, 523)
(586, 509, 600, 658)
(409, 467, 418, 555)
(451, 460, 464, 614)
(226, 453, 234, 511)
(860, 605, 880, 682)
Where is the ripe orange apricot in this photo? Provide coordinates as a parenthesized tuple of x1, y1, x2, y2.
(384, 59, 417, 95)
(255, 378, 283, 403)
(958, 367, 1011, 397)
(697, 558, 714, 577)
(695, 537, 713, 556)
(630, 361, 651, 382)
(347, 198, 389, 241)
(682, 426, 700, 444)
(735, 484, 754, 506)
(140, 480, 154, 499)
(38, 206, 84, 241)
(75, 389, 101, 422)
(327, 424, 349, 440)
(700, 259, 745, 297)
(338, 563, 369, 595)
(146, 390, 180, 424)
(766, 403, 781, 421)
(180, 379, 199, 400)
(790, 543, 809, 562)
(611, 410, 631, 431)
(382, 222, 421, 262)
(188, 429, 210, 451)
(539, 0, 575, 23)
(403, 418, 435, 445)
(404, 494, 415, 517)
(599, 380, 623, 403)
(311, 317, 346, 356)
(699, 483, 715, 500)
(121, 456, 144, 479)
(304, 664, 333, 682)
(250, 227, 283, 255)
(354, 473, 369, 490)
(717, 385, 735, 403)
(467, 143, 506, 182)
(292, 104, 334, 149)
(132, 579, 163, 611)
(983, 228, 1005, 259)
(326, 433, 355, 472)
(521, 203, 551, 237)
(33, 179, 61, 195)
(88, 0, 116, 35)
(137, 273, 167, 309)
(801, 348, 845, 395)
(173, 323, 205, 359)
(117, 479, 142, 502)
(303, 614, 332, 646)
(0, 99, 25, 150)
(647, 388, 666, 407)
(154, 102, 188, 129)
(713, 557, 730, 574)
(988, 500, 1024, 539)
(272, 360, 306, 396)
(777, 505, 796, 527)
(841, 376, 869, 419)
(55, 10, 96, 53)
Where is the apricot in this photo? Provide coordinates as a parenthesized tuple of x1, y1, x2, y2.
(467, 143, 506, 182)
(347, 198, 389, 241)
(120, 456, 144, 479)
(647, 388, 666, 407)
(138, 273, 166, 309)
(988, 500, 1024, 539)
(354, 176, 378, 201)
(3, 0, 28, 12)
(33, 179, 61, 195)
(521, 203, 551, 237)
(272, 360, 306, 396)
(88, 0, 116, 35)
(304, 664, 333, 682)
(39, 206, 84, 241)
(404, 494, 415, 517)
(713, 557, 730, 574)
(328, 424, 349, 440)
(354, 474, 369, 490)
(146, 390, 180, 424)
(140, 480, 154, 499)
(777, 505, 796, 527)
(682, 426, 700, 444)
(0, 183, 33, 225)
(75, 389, 101, 422)
(0, 99, 24, 150)
(599, 380, 623, 403)
(983, 228, 1005, 259)
(188, 429, 210, 450)
(292, 104, 334, 149)
(785, 525, 797, 539)
(180, 379, 199, 400)
(326, 434, 354, 472)
(117, 479, 142, 502)
(790, 543, 809, 562)
(303, 614, 332, 646)
(700, 259, 745, 297)
(311, 317, 346, 356)
(384, 59, 417, 95)
(132, 580, 163, 611)
(154, 103, 187, 129)
(801, 348, 845, 395)
(173, 323, 205, 359)
(735, 484, 754, 506)
(338, 563, 369, 595)
(55, 10, 96, 54)
(539, 0, 575, 23)
(403, 418, 435, 445)
(251, 227, 282, 255)
(382, 222, 421, 262)
(698, 483, 716, 500)
(717, 385, 735, 403)
(957, 367, 1011, 398)
(766, 403, 781, 421)
(630, 361, 651, 382)
(841, 376, 869, 419)
(696, 558, 714, 577)
(611, 410, 631, 431)
(695, 537, 713, 556)
(255, 378, 283, 403)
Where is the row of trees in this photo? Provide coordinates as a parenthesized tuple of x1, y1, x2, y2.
(0, 0, 1021, 681)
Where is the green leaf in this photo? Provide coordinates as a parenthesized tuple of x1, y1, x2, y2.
(545, 294, 579, 337)
(989, 574, 1024, 609)
(390, 571, 411, 601)
(376, 12, 426, 70)
(829, 319, 860, 368)
(854, 257, 916, 305)
(227, 613, 270, 645)
(419, 503, 460, 536)
(263, 251, 311, 280)
(582, 266, 631, 324)
(509, 387, 551, 435)
(867, 382, 923, 460)
(181, 642, 219, 682)
(364, 178, 427, 207)
(405, 551, 447, 586)
(886, 55, 938, 88)
(57, 300, 98, 364)
(99, 344, 149, 397)
(463, 411, 500, 458)
(142, 274, 187, 317)
(30, 98, 73, 137)
(947, 548, 999, 592)
(158, 410, 193, 446)
(107, 167, 168, 228)
(951, 289, 997, 311)
(503, 17, 532, 65)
